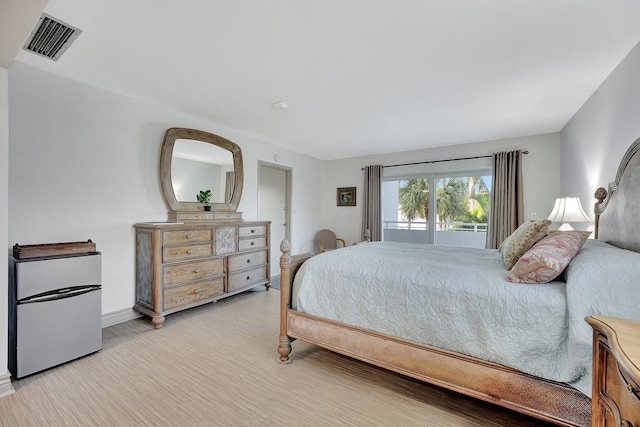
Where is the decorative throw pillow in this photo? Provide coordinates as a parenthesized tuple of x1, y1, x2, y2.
(506, 230, 592, 284)
(500, 219, 551, 270)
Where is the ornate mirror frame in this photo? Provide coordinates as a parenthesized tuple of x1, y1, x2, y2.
(159, 127, 244, 214)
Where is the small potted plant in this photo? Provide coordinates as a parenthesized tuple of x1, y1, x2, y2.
(196, 189, 213, 211)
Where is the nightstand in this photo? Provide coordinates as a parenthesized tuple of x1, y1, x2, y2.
(586, 315, 640, 427)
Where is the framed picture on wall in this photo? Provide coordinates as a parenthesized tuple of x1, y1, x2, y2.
(337, 187, 356, 206)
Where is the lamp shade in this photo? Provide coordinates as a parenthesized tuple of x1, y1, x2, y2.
(547, 196, 590, 230)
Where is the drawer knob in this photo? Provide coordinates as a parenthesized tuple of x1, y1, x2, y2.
(251, 229, 255, 234)
(246, 276, 251, 281)
(186, 233, 193, 239)
(250, 241, 255, 246)
(246, 259, 251, 263)
(194, 288, 202, 294)
(194, 268, 201, 273)
(187, 249, 193, 254)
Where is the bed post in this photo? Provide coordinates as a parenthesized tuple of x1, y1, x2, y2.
(594, 186, 607, 239)
(277, 239, 293, 364)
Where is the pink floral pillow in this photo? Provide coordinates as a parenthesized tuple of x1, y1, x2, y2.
(506, 230, 592, 284)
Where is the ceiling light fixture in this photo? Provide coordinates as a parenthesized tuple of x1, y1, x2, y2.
(272, 102, 288, 110)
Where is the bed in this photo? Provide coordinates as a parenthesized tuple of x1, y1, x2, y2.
(277, 138, 640, 427)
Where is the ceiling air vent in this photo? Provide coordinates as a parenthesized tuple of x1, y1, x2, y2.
(22, 13, 82, 61)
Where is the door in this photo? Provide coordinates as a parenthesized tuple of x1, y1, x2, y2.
(258, 162, 291, 278)
(15, 288, 102, 378)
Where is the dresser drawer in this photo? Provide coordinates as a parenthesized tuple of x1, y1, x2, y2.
(163, 259, 224, 286)
(214, 212, 243, 221)
(164, 278, 225, 309)
(228, 250, 267, 273)
(238, 237, 267, 251)
(239, 225, 267, 238)
(228, 266, 268, 292)
(163, 229, 212, 245)
(163, 244, 212, 262)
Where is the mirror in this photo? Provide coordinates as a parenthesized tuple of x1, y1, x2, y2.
(172, 139, 234, 203)
(160, 128, 243, 213)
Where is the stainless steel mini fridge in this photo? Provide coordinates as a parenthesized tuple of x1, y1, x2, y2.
(8, 252, 102, 378)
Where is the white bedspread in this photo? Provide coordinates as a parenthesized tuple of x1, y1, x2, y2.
(292, 240, 640, 397)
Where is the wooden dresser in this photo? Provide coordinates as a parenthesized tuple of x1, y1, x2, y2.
(587, 315, 640, 427)
(134, 221, 270, 328)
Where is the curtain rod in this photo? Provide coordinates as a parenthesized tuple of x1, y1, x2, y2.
(373, 150, 529, 169)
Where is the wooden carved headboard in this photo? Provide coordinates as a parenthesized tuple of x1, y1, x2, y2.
(594, 136, 640, 252)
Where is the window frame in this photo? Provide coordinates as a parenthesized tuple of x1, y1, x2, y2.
(382, 158, 491, 246)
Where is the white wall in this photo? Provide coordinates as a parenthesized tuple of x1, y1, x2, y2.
(8, 61, 324, 319)
(0, 67, 13, 396)
(319, 42, 640, 249)
(561, 41, 640, 208)
(322, 133, 561, 245)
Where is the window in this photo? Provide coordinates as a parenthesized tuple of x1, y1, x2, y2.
(382, 170, 491, 248)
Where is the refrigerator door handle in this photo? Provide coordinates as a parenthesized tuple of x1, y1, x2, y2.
(18, 285, 101, 304)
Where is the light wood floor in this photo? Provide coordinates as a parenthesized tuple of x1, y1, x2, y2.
(1, 289, 554, 426)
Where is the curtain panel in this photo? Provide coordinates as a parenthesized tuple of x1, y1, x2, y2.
(487, 150, 524, 249)
(362, 165, 382, 241)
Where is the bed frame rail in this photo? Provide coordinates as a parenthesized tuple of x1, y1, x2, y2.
(286, 309, 590, 426)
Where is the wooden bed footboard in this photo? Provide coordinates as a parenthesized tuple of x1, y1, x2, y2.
(277, 239, 313, 364)
(277, 240, 591, 426)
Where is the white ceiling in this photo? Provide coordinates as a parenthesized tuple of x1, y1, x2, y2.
(10, 0, 640, 160)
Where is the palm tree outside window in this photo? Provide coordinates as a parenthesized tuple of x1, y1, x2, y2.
(383, 170, 491, 248)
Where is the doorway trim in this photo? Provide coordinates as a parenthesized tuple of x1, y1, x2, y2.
(258, 161, 292, 277)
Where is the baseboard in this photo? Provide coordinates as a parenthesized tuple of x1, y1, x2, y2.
(0, 372, 15, 398)
(270, 275, 280, 290)
(102, 307, 141, 328)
